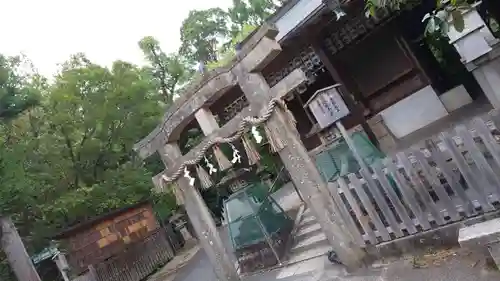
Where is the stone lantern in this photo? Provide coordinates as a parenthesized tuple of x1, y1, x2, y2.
(446, 1, 500, 108)
(446, 2, 497, 64)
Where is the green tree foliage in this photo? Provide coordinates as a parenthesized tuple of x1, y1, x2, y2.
(139, 37, 192, 105)
(228, 0, 280, 33)
(364, 0, 483, 36)
(0, 2, 287, 279)
(178, 0, 283, 67)
(0, 55, 41, 121)
(179, 8, 230, 64)
(206, 24, 257, 70)
(47, 55, 162, 187)
(0, 53, 177, 260)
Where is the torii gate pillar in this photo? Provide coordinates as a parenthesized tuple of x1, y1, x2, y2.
(233, 34, 365, 269)
(148, 26, 365, 281)
(161, 143, 240, 281)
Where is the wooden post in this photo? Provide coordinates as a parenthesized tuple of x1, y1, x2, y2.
(0, 216, 42, 281)
(336, 122, 369, 173)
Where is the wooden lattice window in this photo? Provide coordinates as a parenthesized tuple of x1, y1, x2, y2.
(209, 86, 249, 126)
(221, 94, 249, 123)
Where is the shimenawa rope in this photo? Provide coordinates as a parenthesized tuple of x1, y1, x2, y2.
(161, 97, 289, 184)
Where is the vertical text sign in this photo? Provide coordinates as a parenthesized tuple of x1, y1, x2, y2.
(306, 85, 350, 129)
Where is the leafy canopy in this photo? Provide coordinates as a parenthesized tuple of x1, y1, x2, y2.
(0, 2, 287, 279)
(178, 0, 283, 65)
(139, 37, 192, 105)
(0, 53, 176, 260)
(0, 55, 40, 121)
(179, 8, 230, 64)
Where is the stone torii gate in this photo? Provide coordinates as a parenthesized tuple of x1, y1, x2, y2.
(134, 24, 364, 281)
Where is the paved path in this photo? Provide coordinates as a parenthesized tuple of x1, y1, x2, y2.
(169, 247, 500, 281)
(147, 240, 200, 281)
(151, 183, 500, 281)
(172, 249, 217, 281)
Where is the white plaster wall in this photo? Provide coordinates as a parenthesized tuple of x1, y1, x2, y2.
(380, 86, 449, 138)
(439, 85, 473, 112)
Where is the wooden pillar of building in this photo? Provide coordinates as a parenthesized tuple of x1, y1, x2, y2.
(0, 217, 42, 281)
(162, 143, 240, 281)
(233, 37, 365, 268)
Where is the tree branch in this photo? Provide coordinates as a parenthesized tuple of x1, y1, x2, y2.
(92, 120, 123, 179)
(76, 126, 96, 163)
(60, 127, 76, 164)
(60, 126, 78, 187)
(150, 48, 172, 104)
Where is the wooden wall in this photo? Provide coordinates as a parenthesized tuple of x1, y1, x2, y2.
(64, 205, 159, 275)
(94, 229, 174, 281)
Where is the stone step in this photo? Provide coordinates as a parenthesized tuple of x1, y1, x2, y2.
(295, 222, 323, 240)
(276, 255, 344, 280)
(286, 242, 331, 265)
(291, 231, 328, 253)
(299, 214, 318, 228)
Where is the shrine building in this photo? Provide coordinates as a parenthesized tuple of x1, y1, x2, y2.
(133, 0, 500, 280)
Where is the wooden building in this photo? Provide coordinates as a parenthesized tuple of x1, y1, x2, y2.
(133, 0, 500, 279)
(54, 201, 173, 280)
(254, 0, 487, 153)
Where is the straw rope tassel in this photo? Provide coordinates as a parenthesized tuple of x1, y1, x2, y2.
(213, 145, 232, 171)
(284, 103, 297, 130)
(160, 97, 295, 183)
(196, 165, 213, 190)
(263, 110, 288, 153)
(264, 101, 299, 152)
(152, 173, 163, 193)
(242, 134, 260, 165)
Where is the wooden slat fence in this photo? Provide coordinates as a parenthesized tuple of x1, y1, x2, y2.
(328, 112, 500, 246)
(73, 272, 95, 281)
(93, 229, 174, 281)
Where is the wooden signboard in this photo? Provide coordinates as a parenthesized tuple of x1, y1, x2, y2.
(306, 85, 370, 175)
(305, 84, 350, 129)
